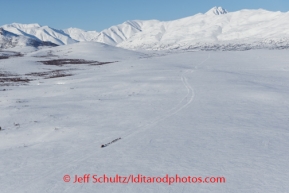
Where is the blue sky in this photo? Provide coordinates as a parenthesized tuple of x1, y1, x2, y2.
(1, 0, 289, 31)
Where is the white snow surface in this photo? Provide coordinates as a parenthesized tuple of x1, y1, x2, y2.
(0, 43, 289, 192)
(2, 7, 289, 50)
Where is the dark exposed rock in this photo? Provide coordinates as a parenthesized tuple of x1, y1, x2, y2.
(38, 59, 115, 66)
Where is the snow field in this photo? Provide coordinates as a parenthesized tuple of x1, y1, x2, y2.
(0, 45, 289, 192)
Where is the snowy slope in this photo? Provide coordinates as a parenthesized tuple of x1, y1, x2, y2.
(94, 20, 145, 46)
(63, 28, 99, 42)
(28, 41, 148, 61)
(0, 27, 57, 49)
(0, 44, 289, 192)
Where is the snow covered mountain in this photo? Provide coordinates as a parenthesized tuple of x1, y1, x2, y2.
(0, 27, 57, 49)
(62, 28, 99, 42)
(1, 7, 289, 50)
(1, 23, 77, 45)
(115, 7, 289, 50)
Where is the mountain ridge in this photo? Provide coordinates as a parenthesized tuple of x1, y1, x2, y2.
(1, 7, 289, 50)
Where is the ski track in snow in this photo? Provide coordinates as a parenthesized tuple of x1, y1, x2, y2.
(116, 54, 211, 143)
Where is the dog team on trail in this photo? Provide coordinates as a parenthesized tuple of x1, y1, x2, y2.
(101, 137, 121, 148)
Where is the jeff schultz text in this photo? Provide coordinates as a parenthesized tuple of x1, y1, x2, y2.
(71, 174, 226, 185)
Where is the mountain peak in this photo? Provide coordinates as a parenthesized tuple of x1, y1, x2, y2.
(206, 6, 228, 15)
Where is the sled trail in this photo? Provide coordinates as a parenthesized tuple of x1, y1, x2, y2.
(116, 53, 211, 142)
